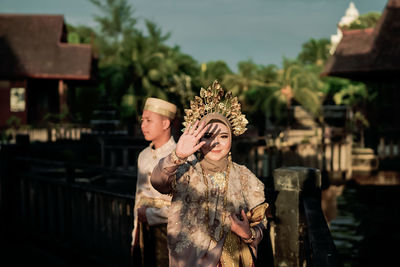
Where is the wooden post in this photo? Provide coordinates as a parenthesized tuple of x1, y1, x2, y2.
(58, 79, 67, 114)
(272, 166, 322, 267)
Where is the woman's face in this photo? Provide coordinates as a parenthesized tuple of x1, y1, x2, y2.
(200, 122, 231, 161)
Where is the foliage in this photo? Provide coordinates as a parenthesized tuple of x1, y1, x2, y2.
(332, 82, 368, 106)
(346, 12, 381, 30)
(6, 115, 22, 129)
(327, 77, 376, 146)
(87, 0, 200, 125)
(223, 60, 267, 104)
(297, 38, 331, 66)
(63, 1, 379, 138)
(166, 74, 195, 113)
(199, 60, 232, 87)
(66, 24, 97, 45)
(43, 106, 70, 124)
(222, 61, 278, 134)
(251, 59, 324, 124)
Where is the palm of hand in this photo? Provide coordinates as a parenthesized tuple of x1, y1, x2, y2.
(176, 134, 200, 158)
(175, 120, 209, 159)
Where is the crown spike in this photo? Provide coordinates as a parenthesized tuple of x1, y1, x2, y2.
(182, 80, 248, 136)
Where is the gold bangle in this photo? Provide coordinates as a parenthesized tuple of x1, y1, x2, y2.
(171, 149, 187, 165)
(242, 227, 256, 243)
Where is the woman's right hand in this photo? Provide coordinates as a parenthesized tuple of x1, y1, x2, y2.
(175, 120, 209, 159)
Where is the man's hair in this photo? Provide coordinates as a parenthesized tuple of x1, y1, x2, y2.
(158, 113, 174, 130)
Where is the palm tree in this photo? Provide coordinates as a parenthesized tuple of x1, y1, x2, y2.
(223, 60, 266, 103)
(331, 79, 372, 147)
(253, 59, 324, 124)
(167, 74, 195, 110)
(199, 60, 232, 88)
(297, 38, 331, 67)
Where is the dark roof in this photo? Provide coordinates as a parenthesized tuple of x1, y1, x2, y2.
(0, 14, 93, 80)
(322, 0, 400, 79)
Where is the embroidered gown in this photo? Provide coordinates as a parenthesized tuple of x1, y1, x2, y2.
(151, 153, 267, 267)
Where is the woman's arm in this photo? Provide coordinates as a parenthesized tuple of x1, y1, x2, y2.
(150, 150, 185, 194)
(231, 166, 268, 253)
(151, 119, 209, 194)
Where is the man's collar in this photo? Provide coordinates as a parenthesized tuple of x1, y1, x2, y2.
(150, 136, 175, 153)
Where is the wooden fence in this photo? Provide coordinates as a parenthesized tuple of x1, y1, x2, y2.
(233, 134, 352, 184)
(3, 124, 92, 143)
(1, 152, 136, 266)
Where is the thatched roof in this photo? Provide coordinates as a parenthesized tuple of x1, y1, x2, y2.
(322, 0, 400, 80)
(0, 14, 94, 80)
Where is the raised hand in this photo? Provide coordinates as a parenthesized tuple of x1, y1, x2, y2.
(175, 120, 210, 159)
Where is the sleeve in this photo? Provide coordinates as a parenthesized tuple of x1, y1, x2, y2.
(150, 152, 182, 194)
(241, 167, 265, 209)
(247, 203, 269, 249)
(134, 151, 145, 208)
(240, 166, 268, 250)
(132, 151, 145, 246)
(146, 206, 170, 226)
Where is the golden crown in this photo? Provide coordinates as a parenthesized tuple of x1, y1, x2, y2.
(182, 80, 248, 136)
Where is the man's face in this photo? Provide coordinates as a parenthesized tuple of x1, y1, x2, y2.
(140, 110, 167, 142)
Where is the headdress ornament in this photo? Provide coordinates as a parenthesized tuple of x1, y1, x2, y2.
(143, 97, 177, 119)
(183, 80, 248, 136)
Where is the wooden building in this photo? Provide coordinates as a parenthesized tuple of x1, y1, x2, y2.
(322, 0, 400, 164)
(0, 14, 96, 129)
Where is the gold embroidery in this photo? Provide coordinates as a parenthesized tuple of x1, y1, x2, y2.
(209, 172, 227, 189)
(138, 196, 171, 209)
(221, 231, 254, 267)
(246, 203, 269, 227)
(202, 162, 231, 241)
(182, 80, 248, 136)
(171, 149, 187, 165)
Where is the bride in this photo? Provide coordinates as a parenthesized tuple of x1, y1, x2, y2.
(151, 80, 268, 267)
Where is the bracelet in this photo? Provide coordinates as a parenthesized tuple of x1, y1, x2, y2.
(242, 227, 256, 243)
(171, 149, 187, 165)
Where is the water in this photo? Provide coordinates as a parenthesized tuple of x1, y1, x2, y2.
(328, 180, 400, 267)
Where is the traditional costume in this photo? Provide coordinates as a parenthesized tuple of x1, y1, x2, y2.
(151, 81, 269, 267)
(131, 98, 177, 267)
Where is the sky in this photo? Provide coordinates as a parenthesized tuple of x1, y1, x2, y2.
(0, 0, 388, 71)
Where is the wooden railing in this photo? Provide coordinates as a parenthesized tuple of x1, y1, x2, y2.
(233, 135, 352, 183)
(377, 137, 400, 159)
(2, 124, 92, 143)
(98, 136, 147, 170)
(0, 147, 136, 266)
(271, 167, 342, 267)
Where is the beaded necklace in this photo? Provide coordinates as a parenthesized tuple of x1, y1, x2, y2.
(201, 161, 231, 241)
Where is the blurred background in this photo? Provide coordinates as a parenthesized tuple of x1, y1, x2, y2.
(1, 0, 399, 266)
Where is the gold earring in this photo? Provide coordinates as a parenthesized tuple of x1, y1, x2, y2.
(228, 151, 232, 162)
